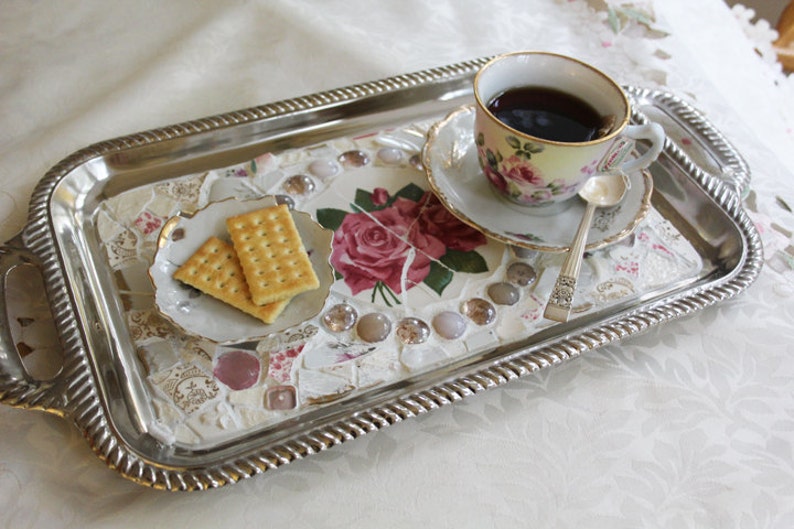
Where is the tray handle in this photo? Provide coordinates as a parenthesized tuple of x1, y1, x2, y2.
(0, 237, 68, 416)
(626, 86, 752, 199)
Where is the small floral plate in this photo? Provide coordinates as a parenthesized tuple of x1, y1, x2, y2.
(148, 196, 334, 343)
(423, 105, 653, 253)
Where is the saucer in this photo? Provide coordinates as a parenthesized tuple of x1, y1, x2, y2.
(423, 105, 653, 253)
(148, 196, 334, 344)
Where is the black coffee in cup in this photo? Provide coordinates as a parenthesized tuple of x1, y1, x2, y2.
(486, 86, 603, 143)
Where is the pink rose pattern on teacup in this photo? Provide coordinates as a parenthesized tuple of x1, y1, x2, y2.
(476, 132, 580, 205)
(318, 184, 488, 305)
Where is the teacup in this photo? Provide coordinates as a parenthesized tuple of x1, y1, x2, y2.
(473, 51, 665, 214)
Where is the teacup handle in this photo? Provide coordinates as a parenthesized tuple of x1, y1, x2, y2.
(617, 122, 666, 173)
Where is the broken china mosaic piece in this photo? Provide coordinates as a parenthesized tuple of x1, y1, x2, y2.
(95, 117, 702, 447)
(150, 363, 221, 415)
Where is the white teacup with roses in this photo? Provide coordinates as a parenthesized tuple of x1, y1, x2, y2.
(474, 51, 665, 214)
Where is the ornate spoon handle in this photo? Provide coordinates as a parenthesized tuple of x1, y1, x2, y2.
(543, 202, 597, 323)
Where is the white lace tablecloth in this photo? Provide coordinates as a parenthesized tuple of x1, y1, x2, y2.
(1, 1, 793, 527)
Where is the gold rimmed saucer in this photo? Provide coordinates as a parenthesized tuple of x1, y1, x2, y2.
(423, 105, 653, 253)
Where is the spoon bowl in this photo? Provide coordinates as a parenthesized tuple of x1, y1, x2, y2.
(578, 172, 630, 207)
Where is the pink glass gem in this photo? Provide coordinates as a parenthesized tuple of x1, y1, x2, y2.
(395, 317, 430, 345)
(283, 174, 315, 195)
(213, 350, 260, 390)
(265, 385, 297, 410)
(461, 298, 496, 325)
(432, 311, 466, 339)
(338, 150, 370, 168)
(357, 312, 391, 343)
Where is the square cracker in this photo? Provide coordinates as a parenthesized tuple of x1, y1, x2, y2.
(226, 204, 319, 306)
(173, 236, 290, 324)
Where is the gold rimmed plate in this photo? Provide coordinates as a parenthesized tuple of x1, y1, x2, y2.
(423, 105, 653, 253)
(148, 196, 334, 344)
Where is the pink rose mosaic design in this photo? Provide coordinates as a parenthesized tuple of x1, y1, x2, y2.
(317, 184, 488, 305)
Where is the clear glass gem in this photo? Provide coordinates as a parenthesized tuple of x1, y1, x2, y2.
(274, 194, 295, 209)
(506, 261, 537, 286)
(322, 303, 358, 332)
(409, 154, 423, 170)
(213, 350, 260, 391)
(395, 317, 430, 345)
(356, 312, 391, 343)
(377, 147, 404, 164)
(308, 159, 340, 178)
(461, 298, 496, 325)
(488, 282, 520, 305)
(283, 174, 315, 195)
(265, 385, 297, 410)
(432, 311, 467, 339)
(338, 150, 370, 168)
(510, 246, 537, 260)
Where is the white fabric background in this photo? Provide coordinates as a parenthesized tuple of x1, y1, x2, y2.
(1, 1, 793, 527)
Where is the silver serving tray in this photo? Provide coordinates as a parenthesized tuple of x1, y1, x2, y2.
(0, 58, 762, 490)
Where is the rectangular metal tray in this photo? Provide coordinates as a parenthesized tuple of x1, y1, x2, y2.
(0, 58, 762, 490)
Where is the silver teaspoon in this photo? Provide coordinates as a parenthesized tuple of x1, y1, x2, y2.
(543, 173, 630, 322)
